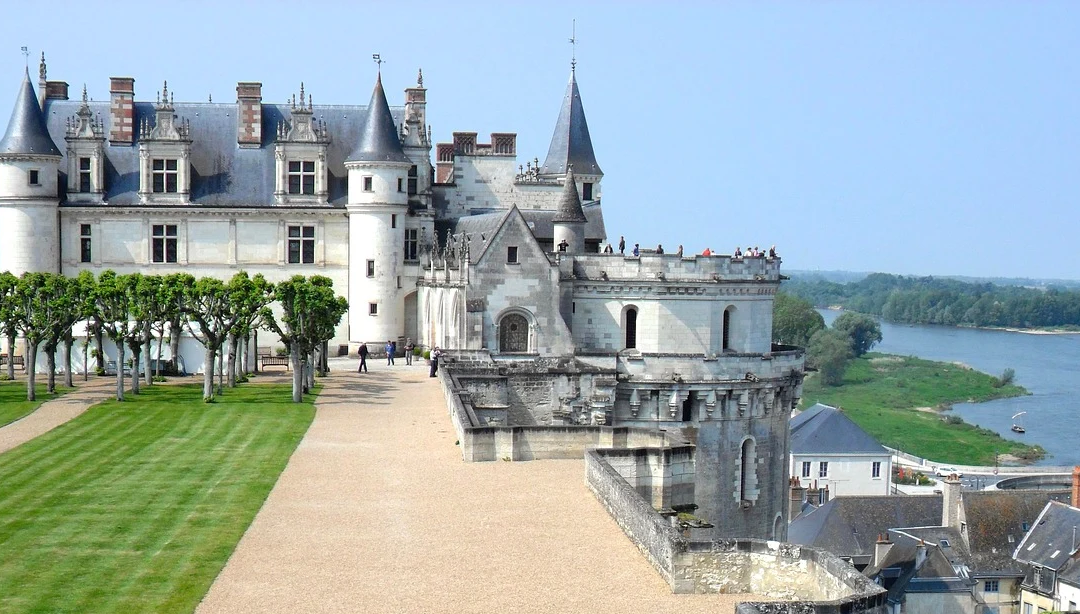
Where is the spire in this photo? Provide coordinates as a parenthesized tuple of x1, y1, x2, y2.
(0, 69, 61, 157)
(552, 168, 587, 224)
(540, 71, 601, 176)
(347, 73, 410, 164)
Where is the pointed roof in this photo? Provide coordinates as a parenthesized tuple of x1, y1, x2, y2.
(540, 71, 601, 176)
(790, 403, 887, 455)
(552, 168, 588, 224)
(0, 70, 61, 157)
(347, 73, 410, 164)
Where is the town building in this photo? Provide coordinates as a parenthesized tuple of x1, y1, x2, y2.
(790, 403, 893, 497)
(1013, 470, 1080, 613)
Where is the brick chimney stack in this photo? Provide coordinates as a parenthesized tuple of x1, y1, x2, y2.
(789, 477, 807, 521)
(1071, 466, 1080, 508)
(942, 474, 962, 529)
(109, 77, 135, 145)
(874, 533, 894, 569)
(236, 82, 262, 148)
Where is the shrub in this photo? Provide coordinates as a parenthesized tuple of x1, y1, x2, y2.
(993, 368, 1016, 388)
(422, 350, 431, 360)
(275, 347, 288, 357)
(413, 347, 422, 356)
(944, 415, 964, 425)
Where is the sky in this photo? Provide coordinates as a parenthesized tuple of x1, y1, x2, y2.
(2, 1, 1078, 280)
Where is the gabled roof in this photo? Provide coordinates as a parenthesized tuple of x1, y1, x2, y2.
(0, 70, 61, 157)
(1013, 500, 1080, 571)
(539, 71, 601, 176)
(347, 73, 410, 164)
(964, 490, 1071, 573)
(551, 168, 587, 224)
(436, 201, 606, 261)
(788, 494, 942, 563)
(790, 403, 887, 455)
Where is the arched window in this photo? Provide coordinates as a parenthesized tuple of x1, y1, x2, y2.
(499, 312, 529, 352)
(722, 306, 734, 351)
(773, 515, 784, 540)
(625, 307, 638, 349)
(740, 438, 757, 504)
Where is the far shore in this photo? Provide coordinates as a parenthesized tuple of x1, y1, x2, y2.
(824, 307, 1080, 335)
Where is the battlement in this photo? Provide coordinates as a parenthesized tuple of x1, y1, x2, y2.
(565, 254, 782, 283)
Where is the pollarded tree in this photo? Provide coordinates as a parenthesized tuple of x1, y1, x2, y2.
(124, 273, 164, 394)
(39, 273, 81, 394)
(152, 273, 187, 380)
(222, 271, 274, 388)
(94, 270, 136, 401)
(0, 271, 20, 381)
(304, 276, 348, 384)
(832, 311, 883, 357)
(181, 275, 230, 402)
(16, 272, 56, 401)
(64, 271, 97, 387)
(773, 292, 826, 347)
(262, 275, 346, 402)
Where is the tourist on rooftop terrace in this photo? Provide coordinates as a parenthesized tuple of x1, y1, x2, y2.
(734, 247, 742, 258)
(769, 246, 777, 258)
(618, 236, 625, 254)
(632, 243, 640, 257)
(702, 247, 712, 256)
(603, 243, 613, 254)
(676, 245, 683, 257)
(656, 244, 664, 254)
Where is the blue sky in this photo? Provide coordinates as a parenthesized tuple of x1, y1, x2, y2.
(3, 1, 1078, 280)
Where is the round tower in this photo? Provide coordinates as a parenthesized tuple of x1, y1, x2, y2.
(345, 72, 412, 346)
(552, 168, 587, 254)
(0, 69, 62, 275)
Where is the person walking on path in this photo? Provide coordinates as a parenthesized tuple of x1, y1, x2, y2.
(429, 347, 441, 378)
(404, 338, 414, 365)
(386, 341, 395, 366)
(357, 343, 369, 373)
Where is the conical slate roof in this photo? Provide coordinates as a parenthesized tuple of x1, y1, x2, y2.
(552, 168, 587, 224)
(347, 74, 410, 164)
(0, 70, 61, 157)
(540, 71, 601, 176)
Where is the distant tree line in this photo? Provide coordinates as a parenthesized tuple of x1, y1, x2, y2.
(783, 273, 1080, 329)
(0, 270, 347, 403)
(773, 292, 881, 386)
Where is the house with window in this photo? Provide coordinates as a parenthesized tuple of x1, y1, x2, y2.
(790, 403, 892, 497)
(1013, 495, 1080, 614)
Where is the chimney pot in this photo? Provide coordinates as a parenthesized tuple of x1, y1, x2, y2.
(108, 77, 135, 145)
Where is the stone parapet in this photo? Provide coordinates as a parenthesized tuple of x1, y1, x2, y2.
(566, 253, 782, 283)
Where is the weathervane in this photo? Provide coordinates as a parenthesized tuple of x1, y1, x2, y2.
(372, 53, 383, 73)
(568, 20, 577, 73)
(20, 46, 28, 68)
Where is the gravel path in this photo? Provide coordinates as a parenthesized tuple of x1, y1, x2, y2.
(196, 363, 757, 613)
(0, 376, 116, 455)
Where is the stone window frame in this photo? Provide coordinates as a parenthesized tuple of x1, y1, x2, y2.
(622, 304, 639, 350)
(78, 157, 92, 193)
(287, 159, 317, 195)
(801, 461, 811, 479)
(369, 302, 378, 316)
(722, 304, 736, 352)
(79, 223, 92, 264)
(818, 461, 829, 479)
(28, 169, 40, 186)
(506, 245, 519, 264)
(286, 224, 316, 265)
(737, 436, 758, 506)
(984, 579, 999, 593)
(362, 176, 374, 192)
(366, 259, 375, 278)
(494, 307, 536, 355)
(150, 222, 179, 264)
(403, 228, 420, 262)
(151, 158, 179, 193)
(872, 461, 881, 479)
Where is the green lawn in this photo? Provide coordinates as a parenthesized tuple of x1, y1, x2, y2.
(0, 381, 70, 427)
(802, 353, 1042, 465)
(0, 383, 317, 614)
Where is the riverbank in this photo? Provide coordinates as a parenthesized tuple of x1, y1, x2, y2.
(800, 353, 1044, 466)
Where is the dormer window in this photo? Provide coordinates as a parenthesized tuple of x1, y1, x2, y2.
(65, 86, 107, 200)
(583, 182, 593, 200)
(288, 161, 316, 195)
(28, 170, 39, 186)
(152, 159, 179, 193)
(78, 158, 91, 192)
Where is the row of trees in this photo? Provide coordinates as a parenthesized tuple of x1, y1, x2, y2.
(784, 273, 1080, 329)
(773, 292, 882, 385)
(0, 270, 347, 403)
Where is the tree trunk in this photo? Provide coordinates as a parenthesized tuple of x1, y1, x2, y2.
(217, 346, 224, 395)
(115, 341, 125, 401)
(203, 344, 215, 401)
(144, 323, 153, 387)
(94, 325, 104, 372)
(290, 344, 303, 403)
(63, 334, 74, 388)
(169, 318, 181, 375)
(129, 342, 141, 395)
(226, 334, 237, 388)
(45, 343, 56, 394)
(241, 333, 250, 375)
(306, 351, 315, 390)
(323, 341, 330, 373)
(26, 342, 38, 401)
(5, 332, 14, 381)
(252, 329, 260, 374)
(155, 328, 164, 379)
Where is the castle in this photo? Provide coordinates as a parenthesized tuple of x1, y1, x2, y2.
(1, 52, 814, 555)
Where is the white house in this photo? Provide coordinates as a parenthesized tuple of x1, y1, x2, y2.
(790, 403, 892, 497)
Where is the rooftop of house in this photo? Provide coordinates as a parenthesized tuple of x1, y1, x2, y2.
(964, 490, 1071, 573)
(1013, 500, 1080, 571)
(790, 403, 888, 456)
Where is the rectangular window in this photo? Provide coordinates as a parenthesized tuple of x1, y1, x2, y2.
(79, 157, 92, 192)
(983, 580, 999, 593)
(872, 461, 881, 478)
(583, 182, 593, 200)
(397, 275, 402, 289)
(1023, 603, 1032, 614)
(151, 224, 178, 263)
(287, 160, 316, 195)
(404, 228, 419, 261)
(397, 177, 404, 192)
(408, 165, 418, 195)
(28, 169, 39, 186)
(287, 225, 315, 264)
(80, 224, 92, 263)
(366, 260, 375, 278)
(152, 159, 178, 193)
(818, 462, 828, 478)
(363, 176, 373, 192)
(391, 214, 397, 229)
(507, 246, 518, 264)
(369, 302, 378, 316)
(801, 461, 811, 478)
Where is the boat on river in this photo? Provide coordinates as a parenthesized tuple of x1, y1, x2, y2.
(1011, 411, 1026, 434)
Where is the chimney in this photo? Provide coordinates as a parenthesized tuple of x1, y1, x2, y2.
(806, 480, 821, 506)
(915, 540, 927, 570)
(874, 533, 894, 568)
(236, 81, 262, 148)
(45, 81, 69, 101)
(435, 142, 455, 184)
(942, 474, 962, 529)
(1072, 466, 1080, 508)
(109, 77, 135, 145)
(789, 477, 807, 521)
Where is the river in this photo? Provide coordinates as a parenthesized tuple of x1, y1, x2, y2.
(818, 309, 1080, 466)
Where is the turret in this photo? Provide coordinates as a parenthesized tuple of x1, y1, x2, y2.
(401, 68, 433, 208)
(345, 72, 412, 346)
(0, 69, 63, 274)
(539, 68, 603, 203)
(552, 168, 587, 254)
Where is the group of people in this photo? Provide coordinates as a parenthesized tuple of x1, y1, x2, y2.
(356, 338, 442, 377)
(600, 236, 777, 260)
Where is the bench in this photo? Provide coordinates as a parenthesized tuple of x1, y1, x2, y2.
(260, 355, 290, 370)
(0, 354, 25, 369)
